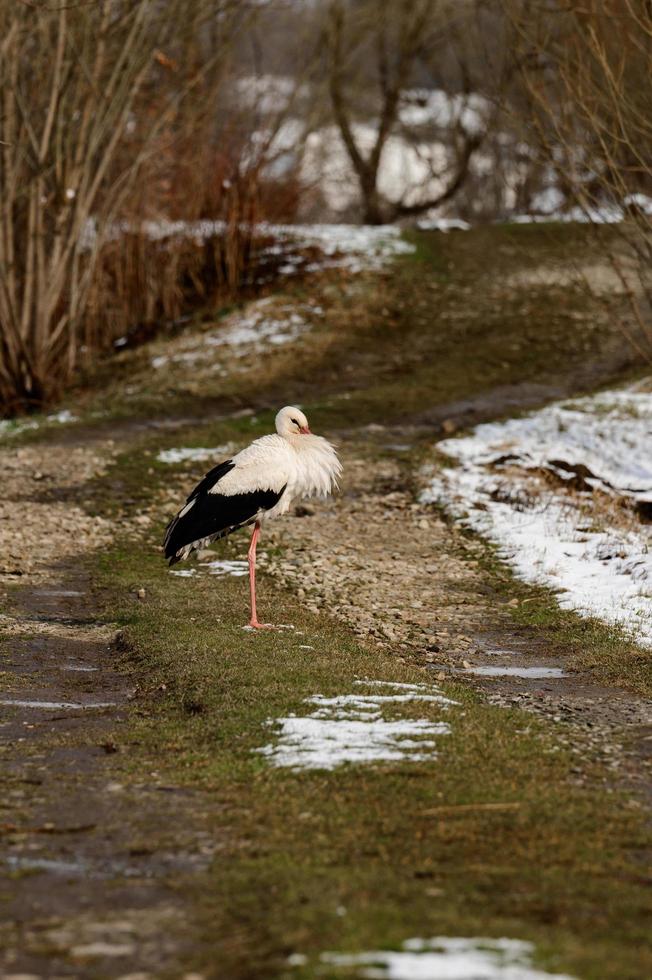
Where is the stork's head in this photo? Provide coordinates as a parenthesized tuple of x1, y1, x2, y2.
(275, 405, 311, 437)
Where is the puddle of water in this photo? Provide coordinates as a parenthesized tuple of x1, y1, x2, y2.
(5, 855, 89, 876)
(468, 666, 567, 679)
(33, 589, 85, 598)
(258, 681, 457, 770)
(0, 699, 116, 710)
(319, 936, 577, 979)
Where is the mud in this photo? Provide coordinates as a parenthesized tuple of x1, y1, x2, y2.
(0, 567, 213, 977)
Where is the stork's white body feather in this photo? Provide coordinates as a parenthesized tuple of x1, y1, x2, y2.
(214, 432, 342, 521)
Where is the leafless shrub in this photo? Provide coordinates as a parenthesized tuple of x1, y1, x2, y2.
(507, 0, 652, 351)
(317, 0, 509, 224)
(0, 0, 287, 414)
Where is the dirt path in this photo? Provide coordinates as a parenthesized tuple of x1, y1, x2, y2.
(2, 223, 652, 975)
(0, 440, 215, 977)
(2, 415, 651, 976)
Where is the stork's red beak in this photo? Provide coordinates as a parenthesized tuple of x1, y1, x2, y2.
(299, 425, 311, 434)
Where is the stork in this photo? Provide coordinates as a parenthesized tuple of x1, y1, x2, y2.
(163, 406, 342, 628)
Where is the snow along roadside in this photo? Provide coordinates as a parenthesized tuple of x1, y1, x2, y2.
(422, 381, 652, 647)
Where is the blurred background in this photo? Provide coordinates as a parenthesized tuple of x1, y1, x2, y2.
(1, 0, 650, 415)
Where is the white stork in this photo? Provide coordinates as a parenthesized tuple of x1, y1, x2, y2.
(164, 406, 342, 628)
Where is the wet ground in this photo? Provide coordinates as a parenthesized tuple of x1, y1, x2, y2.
(1, 566, 215, 977)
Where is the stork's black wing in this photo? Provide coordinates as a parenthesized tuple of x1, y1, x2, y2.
(163, 460, 285, 565)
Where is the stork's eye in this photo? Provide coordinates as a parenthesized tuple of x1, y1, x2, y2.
(291, 418, 300, 427)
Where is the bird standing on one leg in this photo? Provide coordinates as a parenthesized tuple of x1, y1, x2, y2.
(163, 406, 342, 628)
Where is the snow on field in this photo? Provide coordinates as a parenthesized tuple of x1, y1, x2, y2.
(423, 382, 652, 646)
(169, 559, 248, 579)
(156, 446, 230, 464)
(205, 559, 248, 577)
(258, 680, 456, 770)
(150, 297, 313, 371)
(0, 409, 79, 440)
(135, 218, 414, 274)
(318, 937, 576, 980)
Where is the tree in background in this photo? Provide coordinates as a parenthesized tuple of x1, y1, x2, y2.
(321, 0, 506, 224)
(508, 0, 652, 349)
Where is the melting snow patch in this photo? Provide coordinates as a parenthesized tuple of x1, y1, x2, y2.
(0, 409, 78, 439)
(204, 559, 248, 577)
(424, 382, 652, 646)
(47, 409, 78, 424)
(157, 445, 230, 464)
(258, 680, 456, 770)
(417, 217, 471, 232)
(151, 298, 311, 370)
(169, 568, 197, 578)
(319, 937, 577, 979)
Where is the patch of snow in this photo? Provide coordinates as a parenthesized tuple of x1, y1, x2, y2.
(436, 383, 652, 506)
(303, 125, 453, 216)
(400, 89, 491, 135)
(424, 382, 652, 646)
(0, 409, 78, 439)
(530, 187, 566, 215)
(204, 559, 248, 577)
(47, 409, 78, 424)
(134, 219, 414, 276)
(151, 297, 312, 371)
(156, 445, 230, 464)
(320, 936, 577, 979)
(417, 217, 471, 232)
(258, 680, 456, 770)
(169, 568, 197, 578)
(623, 193, 652, 214)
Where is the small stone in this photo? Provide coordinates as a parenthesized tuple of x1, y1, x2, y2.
(136, 588, 146, 600)
(441, 418, 457, 435)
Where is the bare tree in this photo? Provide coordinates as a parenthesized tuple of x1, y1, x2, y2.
(322, 0, 498, 223)
(0, 0, 243, 413)
(507, 0, 652, 350)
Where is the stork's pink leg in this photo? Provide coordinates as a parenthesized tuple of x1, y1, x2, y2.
(247, 521, 274, 629)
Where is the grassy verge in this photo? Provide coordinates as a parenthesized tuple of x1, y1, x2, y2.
(442, 521, 652, 698)
(91, 430, 651, 980)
